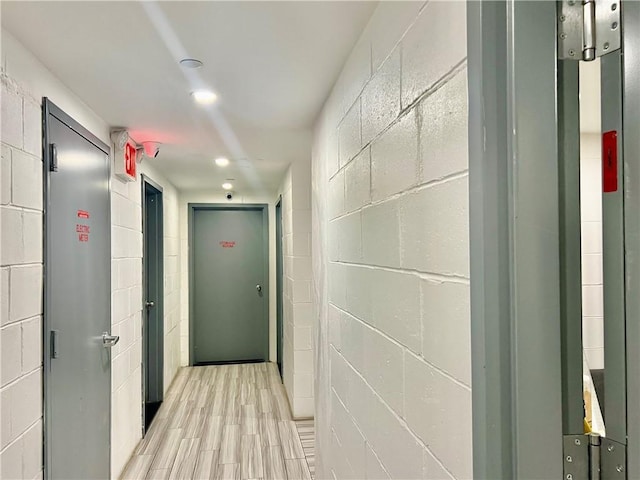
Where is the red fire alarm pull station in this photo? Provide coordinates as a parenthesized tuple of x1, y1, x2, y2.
(602, 131, 618, 193)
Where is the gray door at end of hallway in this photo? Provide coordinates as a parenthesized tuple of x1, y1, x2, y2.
(43, 99, 113, 480)
(190, 205, 269, 365)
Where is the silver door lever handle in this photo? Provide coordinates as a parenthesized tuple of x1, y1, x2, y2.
(102, 332, 120, 348)
(256, 284, 262, 293)
(146, 301, 155, 309)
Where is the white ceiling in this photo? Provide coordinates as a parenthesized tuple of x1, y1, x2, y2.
(1, 1, 377, 193)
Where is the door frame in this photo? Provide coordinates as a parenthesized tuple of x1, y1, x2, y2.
(141, 175, 164, 434)
(469, 1, 640, 478)
(275, 196, 284, 376)
(621, 2, 640, 474)
(42, 98, 112, 479)
(187, 203, 270, 366)
(467, 2, 563, 478)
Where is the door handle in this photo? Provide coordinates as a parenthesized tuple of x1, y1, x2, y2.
(51, 330, 59, 358)
(102, 332, 120, 348)
(256, 284, 262, 293)
(146, 301, 155, 309)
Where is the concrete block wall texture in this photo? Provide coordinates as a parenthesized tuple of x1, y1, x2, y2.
(0, 73, 45, 480)
(277, 161, 314, 418)
(110, 169, 144, 477)
(312, 2, 471, 479)
(110, 164, 181, 477)
(0, 30, 182, 480)
(580, 133, 604, 370)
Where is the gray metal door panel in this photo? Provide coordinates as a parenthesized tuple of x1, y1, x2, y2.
(143, 182, 163, 406)
(45, 107, 111, 479)
(191, 207, 268, 364)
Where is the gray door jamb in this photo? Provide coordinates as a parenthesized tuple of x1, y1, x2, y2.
(622, 2, 640, 476)
(468, 2, 564, 478)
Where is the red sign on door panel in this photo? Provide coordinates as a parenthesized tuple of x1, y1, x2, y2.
(603, 130, 618, 193)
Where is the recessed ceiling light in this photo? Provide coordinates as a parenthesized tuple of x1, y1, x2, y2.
(191, 89, 217, 105)
(222, 182, 233, 190)
(180, 58, 203, 69)
(215, 157, 230, 167)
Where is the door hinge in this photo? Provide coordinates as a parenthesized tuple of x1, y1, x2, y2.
(564, 434, 627, 479)
(558, 0, 621, 61)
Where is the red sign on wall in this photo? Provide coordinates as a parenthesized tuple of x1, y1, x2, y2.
(220, 241, 236, 248)
(124, 141, 137, 179)
(603, 130, 618, 193)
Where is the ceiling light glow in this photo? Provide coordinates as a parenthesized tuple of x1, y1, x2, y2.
(222, 182, 233, 190)
(215, 157, 230, 167)
(191, 90, 217, 105)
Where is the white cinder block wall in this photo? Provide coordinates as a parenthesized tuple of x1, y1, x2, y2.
(580, 133, 604, 370)
(110, 170, 144, 477)
(0, 29, 182, 480)
(0, 73, 44, 480)
(277, 161, 314, 418)
(312, 2, 471, 479)
(110, 163, 181, 477)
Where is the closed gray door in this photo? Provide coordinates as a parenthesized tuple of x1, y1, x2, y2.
(143, 181, 163, 431)
(45, 102, 111, 479)
(192, 207, 268, 364)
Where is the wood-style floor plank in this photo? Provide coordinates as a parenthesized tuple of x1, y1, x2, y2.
(262, 446, 286, 480)
(169, 438, 201, 480)
(215, 464, 240, 480)
(121, 363, 312, 480)
(146, 469, 170, 480)
(220, 424, 241, 464)
(150, 428, 184, 471)
(202, 416, 223, 451)
(278, 422, 305, 460)
(240, 435, 264, 480)
(285, 459, 312, 480)
(193, 450, 219, 480)
(121, 454, 154, 480)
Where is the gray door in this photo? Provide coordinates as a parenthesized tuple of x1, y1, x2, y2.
(190, 205, 268, 364)
(276, 199, 284, 376)
(143, 179, 163, 432)
(44, 100, 113, 479)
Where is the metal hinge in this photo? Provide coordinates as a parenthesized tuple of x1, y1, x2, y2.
(563, 434, 627, 479)
(558, 0, 621, 61)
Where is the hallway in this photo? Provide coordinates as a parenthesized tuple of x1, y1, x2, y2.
(6, 1, 638, 478)
(121, 363, 313, 480)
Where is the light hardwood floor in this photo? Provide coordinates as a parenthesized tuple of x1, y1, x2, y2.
(294, 420, 314, 479)
(121, 363, 313, 480)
